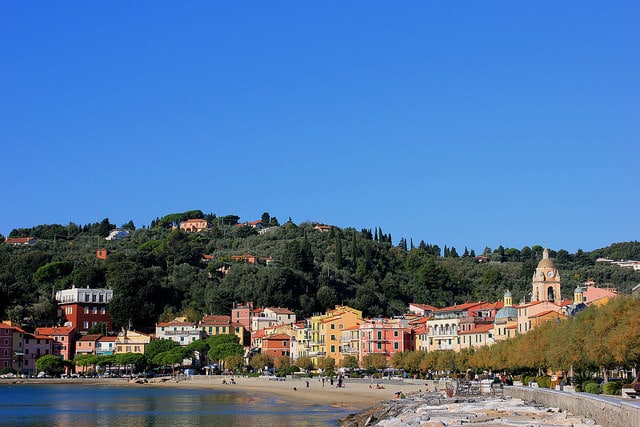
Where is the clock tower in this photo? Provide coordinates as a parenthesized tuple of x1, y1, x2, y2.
(532, 248, 561, 303)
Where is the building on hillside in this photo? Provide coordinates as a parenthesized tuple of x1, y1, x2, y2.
(55, 286, 113, 334)
(96, 248, 109, 259)
(105, 228, 130, 240)
(4, 237, 36, 246)
(359, 318, 413, 362)
(34, 326, 77, 361)
(180, 219, 208, 233)
(532, 248, 561, 303)
(114, 329, 151, 354)
(155, 319, 204, 345)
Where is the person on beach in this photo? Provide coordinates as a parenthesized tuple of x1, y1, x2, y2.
(305, 380, 309, 388)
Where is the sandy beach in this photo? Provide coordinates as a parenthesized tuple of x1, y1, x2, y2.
(155, 376, 424, 411)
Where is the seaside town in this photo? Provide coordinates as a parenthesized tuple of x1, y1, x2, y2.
(1, 246, 634, 384)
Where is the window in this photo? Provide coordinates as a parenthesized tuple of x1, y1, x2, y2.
(330, 345, 335, 352)
(92, 294, 96, 302)
(83, 321, 89, 329)
(99, 294, 104, 303)
(394, 342, 398, 350)
(377, 342, 382, 350)
(282, 341, 287, 346)
(377, 331, 382, 340)
(93, 307, 98, 314)
(330, 324, 335, 330)
(101, 307, 106, 314)
(394, 331, 399, 337)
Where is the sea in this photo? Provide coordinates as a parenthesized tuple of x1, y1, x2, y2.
(0, 383, 352, 426)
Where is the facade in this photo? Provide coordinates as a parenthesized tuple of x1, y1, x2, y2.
(0, 323, 15, 370)
(231, 302, 254, 331)
(309, 306, 363, 363)
(426, 302, 483, 351)
(75, 334, 101, 356)
(56, 286, 113, 334)
(34, 326, 77, 360)
(532, 249, 561, 303)
(261, 333, 291, 359)
(114, 330, 151, 354)
(359, 318, 413, 362)
(200, 315, 250, 346)
(4, 237, 36, 246)
(22, 332, 53, 374)
(180, 219, 208, 233)
(156, 319, 204, 345)
(96, 336, 117, 356)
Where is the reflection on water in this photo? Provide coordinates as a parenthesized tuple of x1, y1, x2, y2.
(0, 383, 349, 426)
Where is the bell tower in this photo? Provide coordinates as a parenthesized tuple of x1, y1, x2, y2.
(532, 248, 561, 303)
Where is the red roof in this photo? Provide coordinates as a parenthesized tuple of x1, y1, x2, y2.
(264, 333, 291, 340)
(35, 326, 75, 336)
(459, 323, 494, 334)
(78, 334, 102, 341)
(201, 315, 231, 325)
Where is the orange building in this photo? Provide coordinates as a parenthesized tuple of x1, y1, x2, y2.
(261, 333, 291, 359)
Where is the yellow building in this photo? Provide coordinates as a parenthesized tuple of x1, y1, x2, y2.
(309, 305, 362, 365)
(114, 329, 152, 354)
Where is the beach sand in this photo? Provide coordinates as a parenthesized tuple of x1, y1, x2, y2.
(152, 376, 424, 410)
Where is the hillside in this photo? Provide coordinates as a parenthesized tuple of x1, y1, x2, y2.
(2, 212, 639, 332)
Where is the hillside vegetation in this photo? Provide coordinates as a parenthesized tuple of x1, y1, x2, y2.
(2, 211, 639, 332)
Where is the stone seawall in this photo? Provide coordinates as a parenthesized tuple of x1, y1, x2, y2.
(503, 386, 640, 427)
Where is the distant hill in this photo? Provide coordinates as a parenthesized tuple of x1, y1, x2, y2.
(2, 212, 639, 332)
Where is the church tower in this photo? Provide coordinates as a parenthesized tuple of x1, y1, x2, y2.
(532, 248, 561, 303)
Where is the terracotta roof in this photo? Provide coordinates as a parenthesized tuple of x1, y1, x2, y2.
(264, 333, 291, 340)
(78, 334, 102, 341)
(266, 307, 295, 315)
(436, 302, 484, 312)
(459, 323, 494, 334)
(201, 315, 231, 325)
(157, 321, 197, 327)
(35, 326, 75, 335)
(409, 303, 439, 312)
(98, 336, 117, 342)
(529, 310, 562, 318)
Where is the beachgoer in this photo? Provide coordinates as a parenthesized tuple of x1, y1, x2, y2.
(305, 380, 309, 388)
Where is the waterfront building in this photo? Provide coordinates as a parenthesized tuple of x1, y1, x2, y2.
(155, 318, 204, 345)
(34, 326, 77, 360)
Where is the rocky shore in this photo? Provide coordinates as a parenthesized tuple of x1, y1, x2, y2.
(339, 393, 601, 427)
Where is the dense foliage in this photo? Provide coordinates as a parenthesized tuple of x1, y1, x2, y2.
(1, 212, 639, 332)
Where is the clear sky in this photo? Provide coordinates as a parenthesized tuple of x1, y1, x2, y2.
(1, 2, 638, 254)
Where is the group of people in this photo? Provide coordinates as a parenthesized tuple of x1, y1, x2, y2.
(221, 378, 236, 385)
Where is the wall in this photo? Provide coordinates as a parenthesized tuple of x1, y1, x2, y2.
(504, 386, 640, 427)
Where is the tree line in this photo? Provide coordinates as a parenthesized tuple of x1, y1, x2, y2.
(1, 211, 639, 333)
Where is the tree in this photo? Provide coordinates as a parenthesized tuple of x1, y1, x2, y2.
(145, 339, 181, 361)
(340, 355, 359, 370)
(250, 353, 274, 372)
(361, 354, 387, 376)
(207, 335, 244, 367)
(295, 356, 314, 373)
(36, 355, 64, 376)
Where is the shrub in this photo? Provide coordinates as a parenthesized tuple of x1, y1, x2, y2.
(536, 376, 552, 388)
(602, 381, 621, 395)
(584, 381, 601, 394)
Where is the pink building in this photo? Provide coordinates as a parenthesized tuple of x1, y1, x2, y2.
(359, 318, 413, 362)
(34, 326, 77, 361)
(23, 332, 53, 374)
(0, 323, 15, 370)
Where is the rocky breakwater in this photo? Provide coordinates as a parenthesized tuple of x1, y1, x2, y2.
(339, 393, 601, 427)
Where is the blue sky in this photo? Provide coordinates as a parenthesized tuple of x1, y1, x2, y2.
(1, 2, 638, 254)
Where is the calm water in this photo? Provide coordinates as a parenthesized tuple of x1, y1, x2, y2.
(0, 383, 351, 426)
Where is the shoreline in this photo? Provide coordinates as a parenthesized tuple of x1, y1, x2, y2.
(0, 376, 423, 412)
